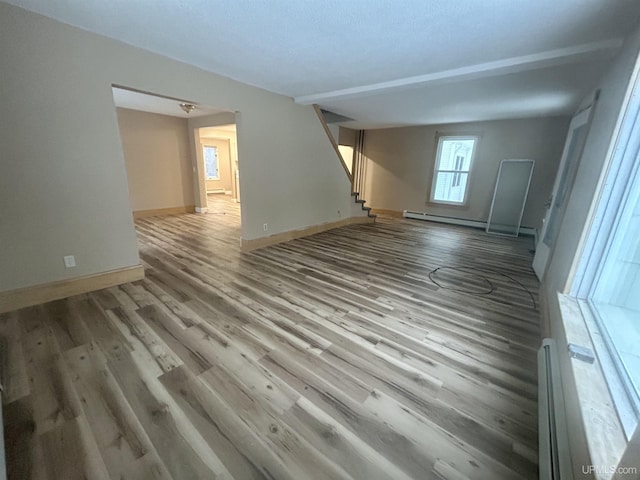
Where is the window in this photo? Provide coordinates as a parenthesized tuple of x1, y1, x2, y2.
(430, 135, 478, 205)
(590, 167, 640, 416)
(452, 155, 464, 187)
(203, 145, 219, 180)
(574, 71, 640, 437)
(584, 136, 640, 435)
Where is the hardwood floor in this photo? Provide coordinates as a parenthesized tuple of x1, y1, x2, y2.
(1, 195, 541, 479)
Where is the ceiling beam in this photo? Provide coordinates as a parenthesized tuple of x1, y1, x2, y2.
(295, 38, 623, 105)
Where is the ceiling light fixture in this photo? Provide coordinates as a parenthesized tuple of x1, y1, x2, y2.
(179, 103, 197, 114)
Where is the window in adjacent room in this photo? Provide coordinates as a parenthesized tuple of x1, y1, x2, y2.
(430, 135, 478, 205)
(203, 145, 219, 180)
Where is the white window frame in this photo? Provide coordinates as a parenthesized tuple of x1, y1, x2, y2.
(203, 144, 220, 180)
(585, 161, 640, 438)
(429, 134, 479, 206)
(572, 63, 640, 439)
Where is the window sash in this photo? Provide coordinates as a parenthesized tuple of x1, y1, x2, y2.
(571, 67, 640, 439)
(435, 169, 472, 174)
(588, 298, 640, 436)
(203, 146, 219, 180)
(430, 135, 478, 205)
(587, 156, 640, 428)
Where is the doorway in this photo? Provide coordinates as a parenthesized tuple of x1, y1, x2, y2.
(196, 124, 239, 204)
(202, 140, 232, 194)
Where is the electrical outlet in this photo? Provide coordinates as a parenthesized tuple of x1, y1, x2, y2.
(263, 223, 268, 231)
(63, 255, 76, 268)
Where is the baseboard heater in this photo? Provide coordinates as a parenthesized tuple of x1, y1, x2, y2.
(402, 210, 537, 237)
(538, 339, 573, 480)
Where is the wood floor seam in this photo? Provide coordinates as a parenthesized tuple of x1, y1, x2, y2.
(2, 195, 541, 479)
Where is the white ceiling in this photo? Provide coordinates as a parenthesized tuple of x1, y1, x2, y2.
(112, 87, 231, 119)
(7, 0, 640, 127)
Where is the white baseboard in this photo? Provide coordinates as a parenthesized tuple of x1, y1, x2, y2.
(195, 207, 208, 214)
(402, 211, 537, 237)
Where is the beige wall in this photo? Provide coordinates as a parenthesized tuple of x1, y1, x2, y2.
(116, 108, 194, 212)
(337, 127, 357, 176)
(361, 117, 570, 229)
(338, 127, 358, 148)
(0, 3, 353, 293)
(327, 123, 340, 145)
(542, 22, 640, 471)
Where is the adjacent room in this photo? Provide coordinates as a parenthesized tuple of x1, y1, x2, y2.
(112, 87, 241, 218)
(1, 1, 639, 479)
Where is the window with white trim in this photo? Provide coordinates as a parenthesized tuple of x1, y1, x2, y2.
(430, 135, 478, 205)
(574, 72, 640, 437)
(203, 145, 219, 180)
(590, 167, 640, 420)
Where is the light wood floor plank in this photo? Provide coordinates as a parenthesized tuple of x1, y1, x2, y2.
(38, 416, 111, 480)
(61, 342, 166, 478)
(2, 195, 541, 479)
(0, 313, 30, 404)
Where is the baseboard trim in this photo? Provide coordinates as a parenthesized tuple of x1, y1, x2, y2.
(133, 205, 195, 219)
(241, 216, 374, 252)
(402, 211, 537, 237)
(370, 208, 404, 218)
(0, 265, 145, 314)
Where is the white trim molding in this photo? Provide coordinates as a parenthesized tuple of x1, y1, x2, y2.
(0, 265, 145, 314)
(402, 210, 537, 237)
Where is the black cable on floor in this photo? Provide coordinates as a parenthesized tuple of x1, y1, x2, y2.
(428, 265, 537, 310)
(428, 267, 495, 295)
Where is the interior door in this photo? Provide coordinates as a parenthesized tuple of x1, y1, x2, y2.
(532, 106, 592, 280)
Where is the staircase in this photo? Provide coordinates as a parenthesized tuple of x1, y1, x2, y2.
(351, 191, 376, 220)
(313, 105, 376, 224)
